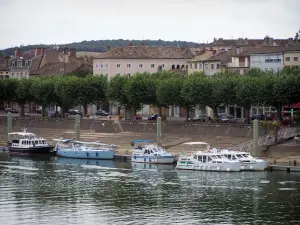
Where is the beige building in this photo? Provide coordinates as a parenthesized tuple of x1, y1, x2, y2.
(93, 45, 193, 79)
(188, 50, 215, 74)
(0, 56, 10, 79)
(284, 44, 300, 67)
(92, 45, 193, 116)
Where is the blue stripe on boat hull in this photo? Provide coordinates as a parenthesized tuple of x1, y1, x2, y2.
(56, 150, 115, 160)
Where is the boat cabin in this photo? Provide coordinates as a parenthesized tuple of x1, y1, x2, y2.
(131, 140, 167, 156)
(221, 150, 252, 162)
(8, 132, 49, 148)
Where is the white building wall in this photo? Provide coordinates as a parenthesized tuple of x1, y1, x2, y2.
(250, 53, 284, 72)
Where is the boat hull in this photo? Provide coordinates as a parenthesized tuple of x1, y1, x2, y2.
(56, 149, 115, 160)
(240, 161, 267, 171)
(131, 155, 175, 164)
(176, 160, 241, 172)
(8, 146, 55, 155)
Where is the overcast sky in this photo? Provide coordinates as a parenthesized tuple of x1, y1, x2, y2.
(0, 0, 299, 49)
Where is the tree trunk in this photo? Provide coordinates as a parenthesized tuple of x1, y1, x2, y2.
(213, 106, 218, 117)
(42, 105, 46, 117)
(276, 104, 282, 121)
(61, 106, 66, 118)
(132, 107, 137, 120)
(20, 103, 25, 117)
(117, 106, 121, 115)
(185, 105, 190, 122)
(274, 127, 278, 144)
(83, 104, 88, 116)
(158, 106, 162, 116)
(244, 107, 251, 124)
(171, 106, 174, 117)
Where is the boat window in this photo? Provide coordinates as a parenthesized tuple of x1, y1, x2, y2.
(193, 155, 197, 160)
(211, 155, 218, 159)
(207, 156, 212, 162)
(12, 140, 19, 144)
(227, 154, 232, 160)
(232, 155, 238, 160)
(150, 150, 154, 154)
(243, 154, 249, 157)
(22, 141, 25, 145)
(35, 141, 38, 144)
(202, 156, 207, 163)
(236, 154, 243, 158)
(42, 140, 45, 144)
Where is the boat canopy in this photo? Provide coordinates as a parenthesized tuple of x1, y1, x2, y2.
(54, 139, 116, 147)
(182, 142, 209, 146)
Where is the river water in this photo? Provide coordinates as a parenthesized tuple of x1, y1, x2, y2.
(0, 153, 300, 225)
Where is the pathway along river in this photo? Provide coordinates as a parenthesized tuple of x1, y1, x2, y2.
(0, 153, 300, 225)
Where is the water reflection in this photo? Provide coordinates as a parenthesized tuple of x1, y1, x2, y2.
(0, 152, 300, 225)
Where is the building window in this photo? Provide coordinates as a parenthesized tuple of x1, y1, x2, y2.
(95, 64, 98, 68)
(217, 64, 220, 69)
(105, 73, 108, 78)
(190, 63, 192, 69)
(205, 64, 208, 69)
(117, 64, 121, 68)
(211, 64, 214, 69)
(294, 57, 298, 61)
(194, 63, 197, 69)
(127, 73, 131, 77)
(139, 64, 143, 68)
(151, 64, 155, 68)
(286, 57, 290, 61)
(100, 64, 103, 68)
(127, 64, 131, 68)
(0, 72, 2, 74)
(199, 63, 202, 69)
(6, 72, 8, 74)
(162, 64, 165, 69)
(105, 64, 108, 68)
(25, 62, 28, 67)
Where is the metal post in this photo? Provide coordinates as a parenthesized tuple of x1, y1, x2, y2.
(7, 112, 12, 140)
(157, 117, 162, 145)
(75, 114, 80, 141)
(252, 119, 259, 157)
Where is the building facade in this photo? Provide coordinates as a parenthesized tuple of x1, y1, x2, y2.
(284, 45, 300, 67)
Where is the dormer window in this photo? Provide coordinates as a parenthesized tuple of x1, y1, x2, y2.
(25, 62, 28, 67)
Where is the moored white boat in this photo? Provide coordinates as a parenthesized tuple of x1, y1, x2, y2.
(130, 140, 176, 164)
(176, 142, 242, 172)
(54, 139, 117, 160)
(7, 128, 55, 155)
(220, 150, 267, 171)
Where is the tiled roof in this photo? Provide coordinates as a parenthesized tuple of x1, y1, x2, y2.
(21, 49, 36, 60)
(188, 51, 215, 62)
(205, 51, 231, 63)
(232, 46, 287, 57)
(94, 46, 194, 59)
(30, 62, 92, 76)
(286, 44, 300, 51)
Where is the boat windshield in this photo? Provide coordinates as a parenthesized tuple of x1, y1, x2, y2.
(211, 155, 223, 159)
(236, 154, 245, 158)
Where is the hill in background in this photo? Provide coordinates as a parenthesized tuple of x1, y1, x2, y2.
(0, 39, 201, 56)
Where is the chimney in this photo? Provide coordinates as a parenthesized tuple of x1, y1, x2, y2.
(14, 48, 21, 58)
(107, 46, 111, 51)
(129, 43, 134, 46)
(35, 47, 43, 57)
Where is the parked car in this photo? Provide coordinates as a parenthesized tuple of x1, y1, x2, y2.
(148, 114, 160, 120)
(96, 110, 110, 116)
(190, 114, 209, 122)
(5, 108, 19, 113)
(217, 113, 237, 123)
(48, 111, 61, 118)
(250, 114, 271, 120)
(36, 109, 42, 114)
(135, 115, 142, 120)
(68, 109, 82, 116)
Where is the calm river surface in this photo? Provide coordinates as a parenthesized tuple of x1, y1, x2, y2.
(0, 153, 300, 225)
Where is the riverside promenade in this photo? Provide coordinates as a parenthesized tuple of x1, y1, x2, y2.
(1, 115, 299, 166)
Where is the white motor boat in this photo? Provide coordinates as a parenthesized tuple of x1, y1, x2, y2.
(130, 140, 176, 164)
(220, 150, 267, 171)
(176, 142, 242, 172)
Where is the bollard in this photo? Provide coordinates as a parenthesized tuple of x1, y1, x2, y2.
(7, 112, 12, 140)
(157, 117, 162, 145)
(294, 160, 297, 166)
(75, 114, 81, 141)
(252, 119, 259, 157)
(274, 159, 276, 164)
